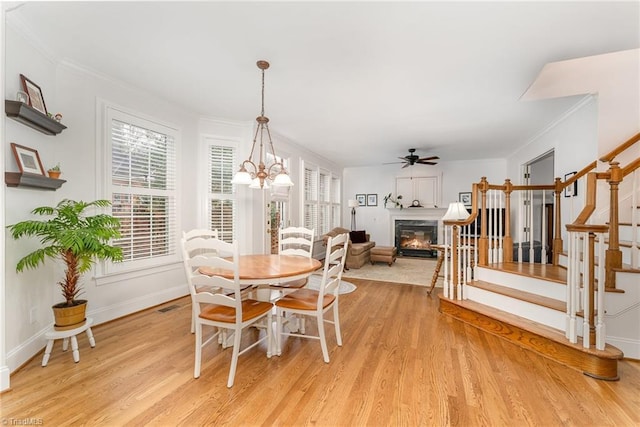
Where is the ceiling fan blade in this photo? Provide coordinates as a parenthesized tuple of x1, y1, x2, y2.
(383, 161, 407, 165)
(418, 156, 440, 161)
(416, 160, 438, 165)
(402, 163, 411, 169)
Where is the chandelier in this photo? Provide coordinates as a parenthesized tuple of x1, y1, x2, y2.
(231, 60, 294, 190)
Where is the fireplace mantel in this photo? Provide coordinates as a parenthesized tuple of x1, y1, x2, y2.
(389, 207, 447, 247)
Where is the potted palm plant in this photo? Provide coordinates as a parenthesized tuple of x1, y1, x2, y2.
(7, 199, 123, 329)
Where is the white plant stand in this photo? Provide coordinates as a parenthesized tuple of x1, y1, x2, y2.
(41, 317, 95, 366)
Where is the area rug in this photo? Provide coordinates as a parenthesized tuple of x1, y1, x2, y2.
(342, 256, 440, 287)
(306, 275, 357, 294)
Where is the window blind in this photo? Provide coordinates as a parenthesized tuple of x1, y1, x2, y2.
(110, 118, 177, 263)
(208, 143, 236, 243)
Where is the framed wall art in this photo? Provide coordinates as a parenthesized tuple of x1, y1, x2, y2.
(11, 143, 45, 175)
(356, 194, 366, 206)
(459, 192, 472, 207)
(367, 193, 378, 206)
(20, 74, 47, 115)
(564, 171, 578, 197)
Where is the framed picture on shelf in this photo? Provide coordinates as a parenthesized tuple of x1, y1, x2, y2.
(564, 172, 578, 197)
(367, 193, 378, 206)
(459, 192, 472, 207)
(10, 143, 45, 176)
(20, 74, 47, 115)
(356, 194, 366, 206)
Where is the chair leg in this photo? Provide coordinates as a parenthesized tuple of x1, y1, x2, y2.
(194, 322, 202, 378)
(227, 327, 242, 388)
(266, 312, 273, 358)
(275, 308, 283, 356)
(191, 310, 195, 334)
(333, 303, 342, 346)
(317, 314, 330, 363)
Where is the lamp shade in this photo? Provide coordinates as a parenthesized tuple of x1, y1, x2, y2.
(442, 202, 468, 221)
(272, 171, 294, 187)
(348, 199, 359, 208)
(231, 170, 252, 185)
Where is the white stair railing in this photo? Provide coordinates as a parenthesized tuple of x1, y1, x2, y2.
(566, 225, 608, 350)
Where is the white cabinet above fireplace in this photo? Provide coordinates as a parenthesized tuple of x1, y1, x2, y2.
(395, 175, 441, 208)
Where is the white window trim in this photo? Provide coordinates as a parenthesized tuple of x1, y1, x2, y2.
(95, 99, 181, 279)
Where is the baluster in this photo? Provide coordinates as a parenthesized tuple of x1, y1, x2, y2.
(582, 231, 590, 348)
(518, 190, 523, 263)
(596, 230, 606, 350)
(529, 188, 535, 264)
(541, 189, 547, 264)
(443, 225, 450, 299)
(498, 191, 504, 263)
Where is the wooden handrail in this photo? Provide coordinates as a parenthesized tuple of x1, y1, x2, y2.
(511, 184, 555, 191)
(599, 132, 640, 163)
(570, 172, 598, 225)
(622, 157, 640, 178)
(560, 160, 598, 192)
(443, 183, 479, 227)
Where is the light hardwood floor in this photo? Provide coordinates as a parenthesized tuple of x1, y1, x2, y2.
(2, 278, 639, 426)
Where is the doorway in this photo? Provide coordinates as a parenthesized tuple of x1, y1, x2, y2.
(523, 150, 554, 262)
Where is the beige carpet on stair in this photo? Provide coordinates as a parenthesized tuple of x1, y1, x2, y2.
(342, 256, 441, 287)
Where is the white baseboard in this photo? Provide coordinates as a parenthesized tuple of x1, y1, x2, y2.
(6, 284, 188, 373)
(0, 365, 10, 392)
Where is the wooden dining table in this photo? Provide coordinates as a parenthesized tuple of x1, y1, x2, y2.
(198, 254, 322, 286)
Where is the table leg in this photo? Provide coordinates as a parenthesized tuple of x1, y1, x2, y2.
(428, 250, 444, 296)
(62, 337, 69, 351)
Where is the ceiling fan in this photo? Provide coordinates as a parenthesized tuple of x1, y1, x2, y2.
(386, 148, 440, 168)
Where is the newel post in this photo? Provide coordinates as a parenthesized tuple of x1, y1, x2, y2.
(605, 162, 623, 289)
(478, 177, 489, 266)
(553, 177, 563, 266)
(503, 179, 513, 263)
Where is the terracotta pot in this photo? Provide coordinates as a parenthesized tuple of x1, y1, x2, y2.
(48, 170, 61, 179)
(52, 300, 87, 330)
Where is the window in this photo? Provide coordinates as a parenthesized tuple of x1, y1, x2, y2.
(207, 140, 236, 243)
(303, 162, 341, 235)
(106, 107, 178, 271)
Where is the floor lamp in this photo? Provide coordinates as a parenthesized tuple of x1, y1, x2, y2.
(348, 199, 359, 231)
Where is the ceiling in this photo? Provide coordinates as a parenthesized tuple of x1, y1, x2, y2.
(7, 1, 640, 167)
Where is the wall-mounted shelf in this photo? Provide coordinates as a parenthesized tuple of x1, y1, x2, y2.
(5, 100, 67, 135)
(5, 172, 66, 191)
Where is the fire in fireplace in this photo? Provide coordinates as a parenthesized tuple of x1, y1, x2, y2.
(395, 219, 438, 258)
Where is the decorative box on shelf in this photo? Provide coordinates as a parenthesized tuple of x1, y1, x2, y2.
(5, 100, 67, 135)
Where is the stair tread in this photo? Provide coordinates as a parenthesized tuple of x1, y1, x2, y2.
(485, 262, 566, 284)
(470, 280, 566, 312)
(441, 297, 623, 359)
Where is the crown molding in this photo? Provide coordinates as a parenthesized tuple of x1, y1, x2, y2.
(508, 94, 595, 159)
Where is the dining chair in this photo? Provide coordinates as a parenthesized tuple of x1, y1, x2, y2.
(275, 232, 349, 363)
(182, 237, 273, 388)
(271, 226, 315, 291)
(182, 229, 220, 333)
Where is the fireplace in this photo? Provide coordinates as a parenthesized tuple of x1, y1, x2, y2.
(395, 219, 438, 258)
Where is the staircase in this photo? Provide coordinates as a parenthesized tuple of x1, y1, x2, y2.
(439, 133, 640, 380)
